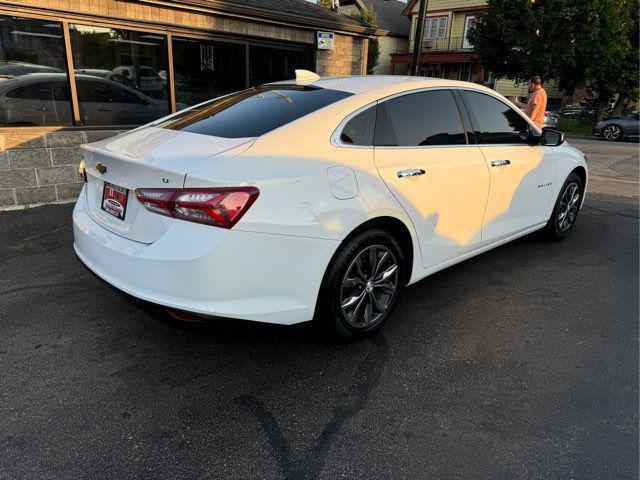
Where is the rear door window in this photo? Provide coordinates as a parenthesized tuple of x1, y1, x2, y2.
(156, 86, 352, 138)
(374, 90, 467, 146)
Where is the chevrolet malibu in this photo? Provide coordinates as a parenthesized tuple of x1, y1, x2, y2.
(73, 73, 588, 339)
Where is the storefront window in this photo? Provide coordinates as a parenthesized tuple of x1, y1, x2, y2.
(0, 16, 72, 126)
(249, 45, 309, 86)
(69, 24, 170, 125)
(172, 37, 246, 110)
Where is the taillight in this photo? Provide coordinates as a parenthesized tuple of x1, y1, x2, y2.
(134, 187, 259, 229)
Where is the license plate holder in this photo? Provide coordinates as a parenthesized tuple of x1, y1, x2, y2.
(101, 182, 129, 220)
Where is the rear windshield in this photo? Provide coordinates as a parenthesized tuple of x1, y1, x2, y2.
(156, 85, 352, 138)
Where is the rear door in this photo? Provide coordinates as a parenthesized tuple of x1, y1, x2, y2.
(460, 90, 557, 244)
(372, 89, 490, 269)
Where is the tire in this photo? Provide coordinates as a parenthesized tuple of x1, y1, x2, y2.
(602, 124, 623, 141)
(316, 229, 405, 340)
(543, 172, 583, 240)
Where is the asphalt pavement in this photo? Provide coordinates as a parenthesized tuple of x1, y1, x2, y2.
(0, 140, 638, 480)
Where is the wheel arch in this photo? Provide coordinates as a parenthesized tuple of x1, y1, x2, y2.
(571, 166, 588, 208)
(333, 216, 415, 286)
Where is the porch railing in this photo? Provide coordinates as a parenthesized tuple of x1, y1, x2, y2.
(422, 36, 473, 52)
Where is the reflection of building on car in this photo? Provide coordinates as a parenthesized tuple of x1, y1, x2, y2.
(112, 65, 164, 95)
(0, 73, 175, 126)
(593, 112, 640, 142)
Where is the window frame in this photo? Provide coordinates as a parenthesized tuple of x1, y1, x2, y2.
(457, 88, 540, 146)
(0, 7, 315, 130)
(424, 16, 448, 40)
(332, 87, 477, 150)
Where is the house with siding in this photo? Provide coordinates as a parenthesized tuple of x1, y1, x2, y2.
(391, 0, 565, 107)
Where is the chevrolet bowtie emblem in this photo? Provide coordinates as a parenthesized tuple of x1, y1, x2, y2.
(95, 162, 108, 174)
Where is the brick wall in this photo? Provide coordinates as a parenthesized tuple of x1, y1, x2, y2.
(0, 129, 124, 209)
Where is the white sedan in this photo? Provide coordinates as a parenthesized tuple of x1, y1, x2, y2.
(73, 73, 588, 339)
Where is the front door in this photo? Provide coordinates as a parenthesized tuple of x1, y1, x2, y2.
(460, 90, 557, 244)
(372, 89, 490, 269)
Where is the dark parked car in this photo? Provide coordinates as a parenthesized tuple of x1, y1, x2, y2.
(0, 73, 173, 126)
(593, 112, 640, 141)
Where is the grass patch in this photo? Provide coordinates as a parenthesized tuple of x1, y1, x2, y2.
(557, 117, 595, 136)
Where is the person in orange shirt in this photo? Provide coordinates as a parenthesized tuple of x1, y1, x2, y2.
(524, 76, 548, 128)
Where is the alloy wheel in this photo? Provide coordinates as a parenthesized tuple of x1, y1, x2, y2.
(557, 182, 581, 232)
(603, 125, 621, 141)
(340, 245, 399, 329)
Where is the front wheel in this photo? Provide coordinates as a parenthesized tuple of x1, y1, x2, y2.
(316, 229, 405, 340)
(602, 124, 623, 141)
(544, 172, 583, 240)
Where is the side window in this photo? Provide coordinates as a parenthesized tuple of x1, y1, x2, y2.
(118, 87, 146, 104)
(77, 80, 111, 103)
(51, 81, 71, 102)
(7, 83, 53, 101)
(77, 80, 134, 103)
(462, 91, 530, 144)
(374, 90, 467, 147)
(340, 105, 376, 146)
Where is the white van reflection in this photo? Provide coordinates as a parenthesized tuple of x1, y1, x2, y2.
(0, 73, 177, 126)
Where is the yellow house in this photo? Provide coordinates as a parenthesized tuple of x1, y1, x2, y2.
(391, 0, 565, 107)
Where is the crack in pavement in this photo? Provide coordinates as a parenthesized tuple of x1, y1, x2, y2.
(583, 205, 639, 219)
(235, 333, 390, 480)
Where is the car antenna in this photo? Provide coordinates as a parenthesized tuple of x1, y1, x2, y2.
(295, 69, 320, 85)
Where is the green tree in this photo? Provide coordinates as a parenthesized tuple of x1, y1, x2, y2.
(350, 4, 380, 74)
(469, 0, 639, 120)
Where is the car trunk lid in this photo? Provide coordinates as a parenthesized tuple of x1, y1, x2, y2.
(81, 126, 255, 244)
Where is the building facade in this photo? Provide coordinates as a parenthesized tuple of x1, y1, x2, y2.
(392, 0, 564, 105)
(0, 0, 382, 208)
(340, 0, 409, 75)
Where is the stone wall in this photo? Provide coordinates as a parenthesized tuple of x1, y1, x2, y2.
(0, 129, 124, 209)
(317, 35, 367, 76)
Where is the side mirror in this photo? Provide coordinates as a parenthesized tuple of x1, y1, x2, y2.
(540, 128, 565, 146)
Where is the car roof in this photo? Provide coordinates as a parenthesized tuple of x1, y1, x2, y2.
(268, 75, 497, 96)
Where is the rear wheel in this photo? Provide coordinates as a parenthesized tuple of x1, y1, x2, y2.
(317, 229, 405, 340)
(602, 124, 623, 141)
(544, 172, 583, 240)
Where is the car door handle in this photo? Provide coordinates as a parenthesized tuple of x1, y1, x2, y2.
(491, 159, 511, 167)
(397, 168, 426, 178)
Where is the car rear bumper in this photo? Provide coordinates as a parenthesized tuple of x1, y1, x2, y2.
(73, 189, 339, 325)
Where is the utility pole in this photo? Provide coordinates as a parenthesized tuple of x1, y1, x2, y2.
(410, 0, 428, 76)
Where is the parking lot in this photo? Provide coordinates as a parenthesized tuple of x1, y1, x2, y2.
(1, 138, 638, 480)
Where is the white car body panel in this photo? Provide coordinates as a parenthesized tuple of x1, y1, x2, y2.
(73, 76, 588, 325)
(478, 143, 557, 244)
(374, 143, 490, 269)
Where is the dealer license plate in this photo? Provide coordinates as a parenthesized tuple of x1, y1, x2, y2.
(101, 182, 129, 220)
